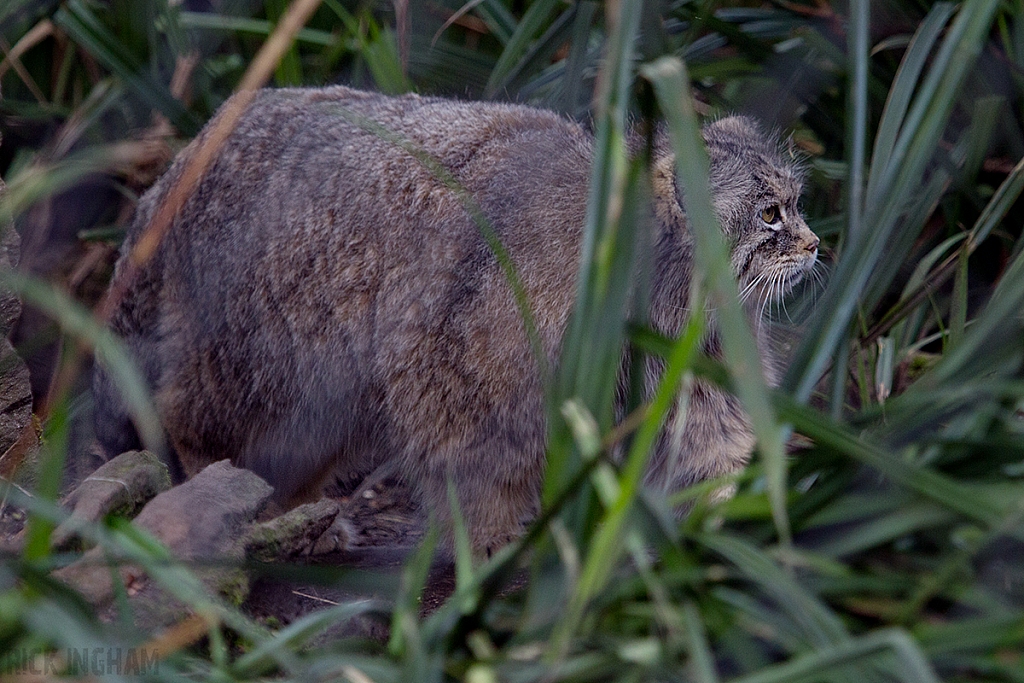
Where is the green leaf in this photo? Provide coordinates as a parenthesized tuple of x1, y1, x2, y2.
(474, 0, 517, 45)
(864, 3, 956, 206)
(775, 393, 1005, 526)
(54, 0, 200, 135)
(810, 503, 957, 558)
(267, 0, 304, 86)
(786, 0, 1001, 401)
(174, 11, 338, 46)
(556, 1, 597, 116)
(484, 0, 562, 98)
(545, 0, 647, 655)
(701, 533, 851, 645)
(727, 628, 940, 683)
(22, 398, 69, 560)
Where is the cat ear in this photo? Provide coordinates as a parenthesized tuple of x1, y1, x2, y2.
(650, 150, 690, 230)
(702, 115, 763, 147)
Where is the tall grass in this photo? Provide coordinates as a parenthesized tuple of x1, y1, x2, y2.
(1, 0, 1023, 681)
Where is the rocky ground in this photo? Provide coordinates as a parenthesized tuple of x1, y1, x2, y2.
(0, 445, 455, 638)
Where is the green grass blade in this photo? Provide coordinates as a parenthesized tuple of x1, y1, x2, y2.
(558, 1, 597, 116)
(406, 33, 496, 93)
(844, 0, 869, 247)
(880, 232, 966, 346)
(865, 141, 1024, 344)
(917, 615, 1024, 656)
(701, 533, 851, 645)
(727, 629, 940, 683)
(0, 0, 59, 36)
(21, 397, 69, 560)
(267, 0, 304, 85)
(0, 270, 164, 455)
(775, 394, 1004, 525)
(552, 291, 703, 655)
(0, 156, 113, 227)
(361, 23, 413, 95)
(474, 0, 517, 45)
(388, 523, 440, 679)
(54, 0, 200, 135)
(499, 5, 577, 98)
(175, 11, 337, 46)
(544, 0, 644, 508)
(965, 150, 1024, 244)
(864, 3, 955, 204)
(915, 240, 1024, 388)
(861, 98, 1003, 317)
(871, 0, 995, 206)
(684, 600, 721, 683)
(785, 0, 1001, 401)
(484, 0, 561, 98)
(949, 247, 968, 348)
(810, 504, 957, 558)
(232, 600, 385, 676)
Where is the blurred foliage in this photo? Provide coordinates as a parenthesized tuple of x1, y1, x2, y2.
(1, 0, 1024, 681)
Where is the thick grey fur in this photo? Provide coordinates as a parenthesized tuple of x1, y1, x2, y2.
(93, 86, 818, 553)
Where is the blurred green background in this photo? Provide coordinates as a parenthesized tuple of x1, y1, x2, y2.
(1, 0, 1023, 681)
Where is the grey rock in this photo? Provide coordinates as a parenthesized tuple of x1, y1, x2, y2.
(54, 460, 273, 626)
(246, 497, 345, 562)
(0, 152, 21, 337)
(0, 231, 20, 337)
(0, 337, 35, 481)
(309, 513, 356, 555)
(0, 160, 34, 483)
(51, 450, 172, 552)
(130, 459, 273, 559)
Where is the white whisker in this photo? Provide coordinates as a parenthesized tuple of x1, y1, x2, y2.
(780, 271, 794, 323)
(739, 272, 768, 304)
(758, 272, 774, 332)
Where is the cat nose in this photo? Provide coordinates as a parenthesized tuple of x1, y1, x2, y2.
(804, 236, 819, 253)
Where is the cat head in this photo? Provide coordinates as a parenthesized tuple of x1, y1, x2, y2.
(701, 116, 819, 309)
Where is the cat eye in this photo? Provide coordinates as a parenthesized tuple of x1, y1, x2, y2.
(761, 205, 781, 225)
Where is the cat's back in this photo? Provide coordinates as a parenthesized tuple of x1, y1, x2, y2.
(128, 87, 594, 310)
(146, 86, 593, 226)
